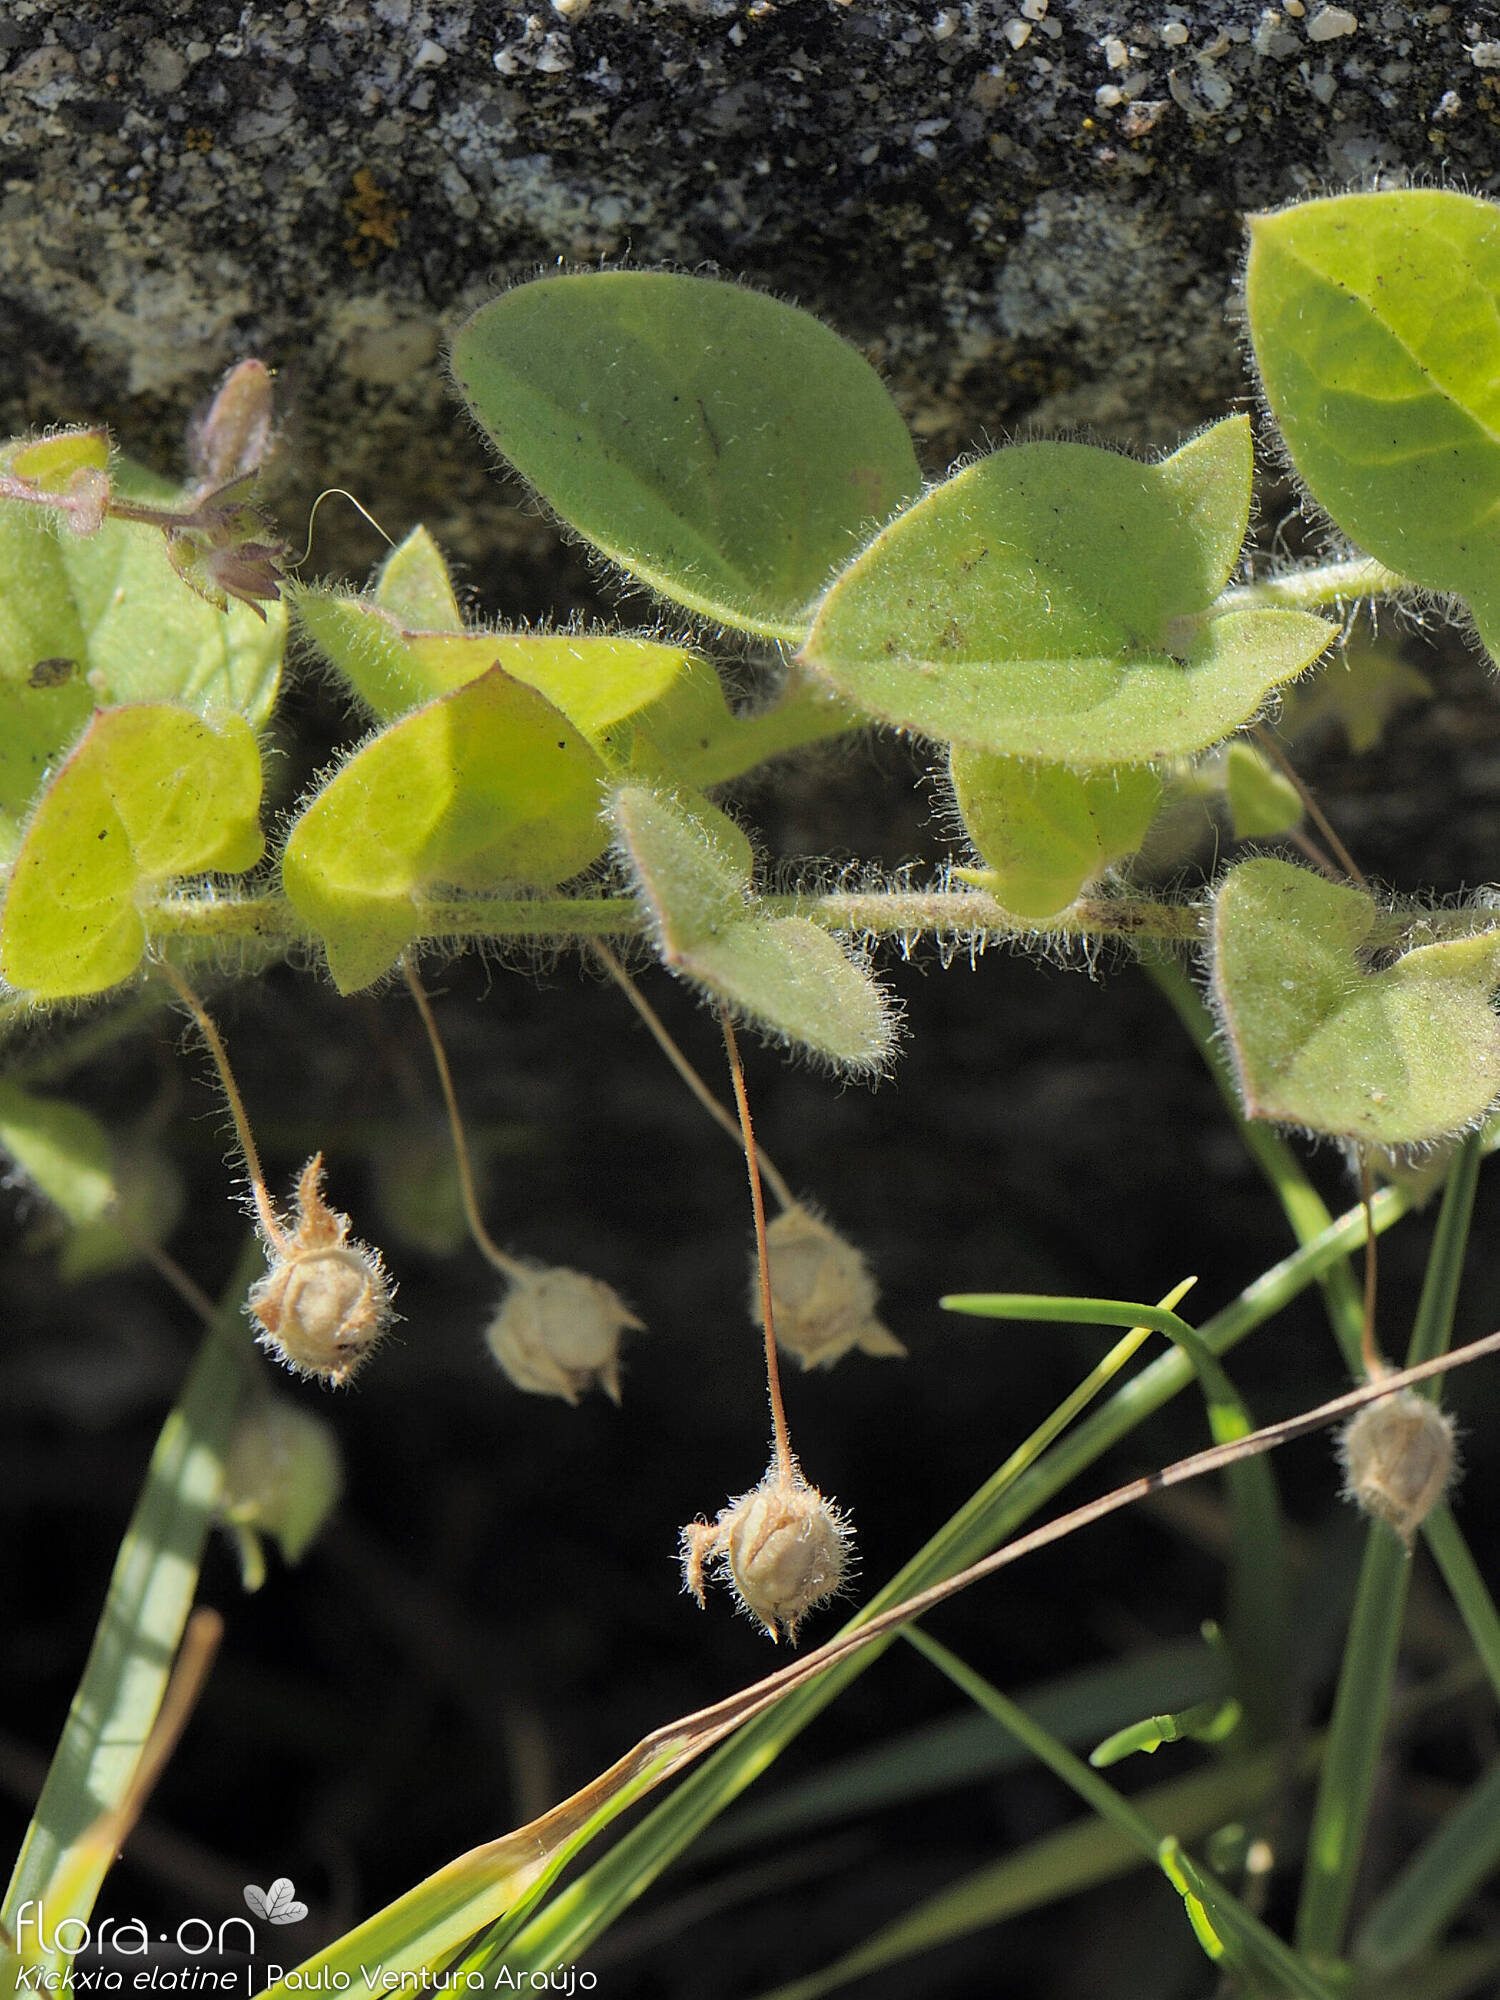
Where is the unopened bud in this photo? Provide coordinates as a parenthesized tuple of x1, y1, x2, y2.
(1339, 1388, 1457, 1545)
(248, 1154, 397, 1387)
(681, 1460, 853, 1642)
(485, 1265, 643, 1404)
(190, 359, 275, 493)
(756, 1205, 905, 1370)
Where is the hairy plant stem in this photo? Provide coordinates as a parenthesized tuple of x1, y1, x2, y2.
(132, 884, 1500, 968)
(152, 957, 287, 1252)
(720, 1007, 794, 1482)
(401, 957, 531, 1284)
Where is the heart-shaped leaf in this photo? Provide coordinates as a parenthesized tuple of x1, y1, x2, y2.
(281, 665, 611, 992)
(292, 582, 696, 743)
(451, 271, 923, 639)
(1210, 857, 1500, 1145)
(801, 417, 1330, 761)
(611, 785, 895, 1074)
(0, 704, 265, 1000)
(949, 754, 1161, 921)
(1246, 189, 1500, 658)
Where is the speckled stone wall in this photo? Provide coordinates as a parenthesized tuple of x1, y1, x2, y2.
(2, 0, 1493, 578)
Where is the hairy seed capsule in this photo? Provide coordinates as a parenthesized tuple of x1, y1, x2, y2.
(248, 1155, 397, 1387)
(680, 1460, 854, 1642)
(756, 1205, 905, 1370)
(484, 1266, 643, 1404)
(1339, 1388, 1457, 1545)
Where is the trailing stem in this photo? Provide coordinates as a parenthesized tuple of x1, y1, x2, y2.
(401, 957, 530, 1284)
(152, 956, 286, 1252)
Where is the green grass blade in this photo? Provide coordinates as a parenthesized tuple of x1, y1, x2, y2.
(1295, 1133, 1482, 1964)
(1160, 1840, 1339, 2000)
(750, 1745, 1317, 2000)
(1295, 1529, 1411, 1968)
(1354, 1755, 1500, 1972)
(904, 1629, 1330, 1999)
(1421, 1502, 1500, 1702)
(938, 1292, 1198, 1335)
(1, 1240, 260, 1967)
(943, 1279, 1289, 1738)
(695, 1636, 1225, 1858)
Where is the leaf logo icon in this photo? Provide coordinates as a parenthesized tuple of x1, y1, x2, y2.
(243, 1878, 309, 1925)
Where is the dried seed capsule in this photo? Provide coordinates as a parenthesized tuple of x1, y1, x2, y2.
(1338, 1388, 1457, 1545)
(485, 1265, 643, 1404)
(248, 1154, 397, 1387)
(756, 1204, 905, 1371)
(680, 1459, 853, 1642)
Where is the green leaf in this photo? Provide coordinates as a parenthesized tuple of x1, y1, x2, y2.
(373, 525, 466, 633)
(0, 705, 265, 1000)
(281, 664, 611, 992)
(0, 462, 284, 860)
(1224, 741, 1303, 839)
(1210, 857, 1500, 1145)
(292, 583, 695, 740)
(949, 755, 1161, 920)
(802, 417, 1331, 761)
(450, 271, 922, 639)
(0, 1079, 115, 1225)
(4, 427, 111, 489)
(1246, 189, 1500, 657)
(1, 1249, 259, 1964)
(611, 785, 895, 1073)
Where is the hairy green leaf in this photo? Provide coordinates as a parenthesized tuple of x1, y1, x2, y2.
(281, 665, 610, 992)
(1246, 189, 1500, 656)
(3, 428, 111, 490)
(451, 271, 922, 639)
(950, 756, 1161, 921)
(611, 785, 894, 1073)
(0, 705, 265, 1000)
(802, 418, 1330, 760)
(1211, 858, 1500, 1144)
(293, 583, 695, 742)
